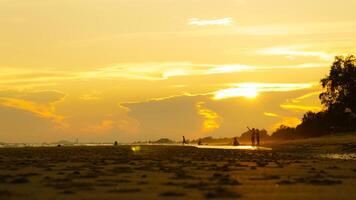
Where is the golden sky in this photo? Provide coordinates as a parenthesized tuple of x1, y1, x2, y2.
(1, 0, 356, 143)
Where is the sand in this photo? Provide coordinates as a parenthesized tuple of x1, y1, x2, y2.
(0, 135, 355, 200)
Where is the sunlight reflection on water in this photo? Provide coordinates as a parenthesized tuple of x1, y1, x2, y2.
(192, 145, 272, 150)
(131, 146, 141, 152)
(132, 144, 272, 150)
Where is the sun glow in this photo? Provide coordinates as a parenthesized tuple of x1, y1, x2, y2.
(213, 83, 314, 100)
(214, 87, 259, 99)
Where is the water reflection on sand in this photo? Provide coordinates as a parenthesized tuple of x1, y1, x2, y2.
(132, 144, 272, 150)
(320, 153, 356, 160)
(191, 145, 272, 150)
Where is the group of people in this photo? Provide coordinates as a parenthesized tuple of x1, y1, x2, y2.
(248, 127, 260, 146)
(183, 127, 261, 147)
(233, 127, 261, 146)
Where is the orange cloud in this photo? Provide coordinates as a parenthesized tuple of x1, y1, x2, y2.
(0, 97, 65, 127)
(196, 101, 222, 132)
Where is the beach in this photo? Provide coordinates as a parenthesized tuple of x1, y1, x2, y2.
(0, 135, 355, 200)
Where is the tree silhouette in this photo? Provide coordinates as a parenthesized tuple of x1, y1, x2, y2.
(296, 111, 329, 137)
(320, 55, 356, 113)
(270, 55, 356, 139)
(270, 125, 295, 140)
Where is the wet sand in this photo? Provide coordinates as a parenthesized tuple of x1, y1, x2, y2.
(0, 137, 355, 199)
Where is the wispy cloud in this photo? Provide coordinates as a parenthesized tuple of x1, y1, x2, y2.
(291, 91, 322, 103)
(214, 82, 315, 100)
(264, 112, 279, 118)
(207, 64, 254, 74)
(280, 90, 323, 114)
(188, 18, 233, 26)
(79, 62, 327, 81)
(257, 45, 333, 61)
(280, 104, 322, 113)
(0, 62, 329, 88)
(80, 62, 253, 81)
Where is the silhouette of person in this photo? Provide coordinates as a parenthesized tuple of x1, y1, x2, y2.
(251, 128, 255, 146)
(198, 139, 202, 145)
(182, 136, 187, 145)
(256, 129, 260, 146)
(233, 137, 239, 146)
(114, 141, 118, 146)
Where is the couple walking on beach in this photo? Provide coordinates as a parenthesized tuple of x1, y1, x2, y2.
(248, 127, 260, 146)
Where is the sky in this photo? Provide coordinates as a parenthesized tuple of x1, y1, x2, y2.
(1, 0, 356, 143)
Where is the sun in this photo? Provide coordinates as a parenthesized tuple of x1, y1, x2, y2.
(213, 87, 259, 100)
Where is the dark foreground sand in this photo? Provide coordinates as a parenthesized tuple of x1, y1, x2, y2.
(0, 136, 355, 200)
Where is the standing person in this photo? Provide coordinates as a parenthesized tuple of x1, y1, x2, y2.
(233, 137, 239, 146)
(182, 136, 187, 145)
(256, 129, 260, 146)
(197, 139, 202, 145)
(251, 128, 255, 146)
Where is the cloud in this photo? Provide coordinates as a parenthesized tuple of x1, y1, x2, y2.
(263, 112, 302, 130)
(0, 105, 58, 143)
(0, 68, 75, 89)
(196, 101, 222, 133)
(280, 90, 323, 113)
(213, 82, 315, 100)
(188, 18, 233, 26)
(206, 64, 254, 74)
(121, 87, 322, 141)
(0, 62, 329, 88)
(0, 90, 66, 126)
(214, 87, 258, 99)
(80, 62, 251, 80)
(270, 116, 302, 130)
(0, 97, 65, 126)
(79, 92, 101, 101)
(79, 62, 328, 81)
(124, 95, 205, 140)
(263, 112, 279, 118)
(0, 90, 65, 104)
(80, 117, 139, 135)
(280, 104, 322, 113)
(291, 91, 321, 103)
(257, 45, 333, 61)
(91, 62, 331, 80)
